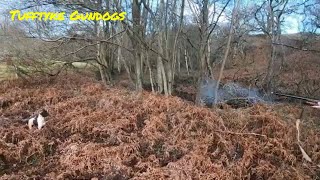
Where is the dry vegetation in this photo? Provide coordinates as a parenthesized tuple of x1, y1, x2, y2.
(1, 0, 319, 178)
(0, 72, 319, 179)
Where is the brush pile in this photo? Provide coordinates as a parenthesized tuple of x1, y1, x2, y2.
(0, 73, 319, 179)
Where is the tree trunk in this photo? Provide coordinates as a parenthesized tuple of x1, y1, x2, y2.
(171, 0, 185, 94)
(155, 0, 169, 95)
(199, 0, 209, 77)
(195, 0, 209, 105)
(264, 0, 276, 94)
(177, 49, 181, 74)
(185, 49, 189, 75)
(157, 32, 168, 95)
(95, 20, 108, 85)
(146, 52, 155, 92)
(132, 0, 143, 91)
(214, 0, 240, 104)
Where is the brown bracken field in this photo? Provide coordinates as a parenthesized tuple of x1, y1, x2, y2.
(0, 71, 320, 180)
(0, 35, 320, 180)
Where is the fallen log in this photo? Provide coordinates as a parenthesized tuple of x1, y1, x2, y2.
(272, 92, 319, 103)
(272, 92, 320, 109)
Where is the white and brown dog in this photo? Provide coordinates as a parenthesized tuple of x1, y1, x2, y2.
(22, 109, 49, 130)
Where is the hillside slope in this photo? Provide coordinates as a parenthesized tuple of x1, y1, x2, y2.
(0, 74, 319, 179)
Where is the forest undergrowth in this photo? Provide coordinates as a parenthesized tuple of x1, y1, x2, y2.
(0, 73, 319, 179)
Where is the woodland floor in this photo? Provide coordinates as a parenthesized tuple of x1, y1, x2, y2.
(0, 72, 320, 180)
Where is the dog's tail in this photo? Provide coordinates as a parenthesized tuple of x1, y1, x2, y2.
(21, 115, 35, 122)
(21, 118, 30, 122)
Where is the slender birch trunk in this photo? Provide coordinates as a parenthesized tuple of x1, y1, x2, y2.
(214, 0, 240, 104)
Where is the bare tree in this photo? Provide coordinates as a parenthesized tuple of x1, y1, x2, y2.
(214, 0, 240, 104)
(254, 0, 289, 93)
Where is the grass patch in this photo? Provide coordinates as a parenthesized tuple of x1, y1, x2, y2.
(0, 60, 93, 81)
(0, 63, 16, 81)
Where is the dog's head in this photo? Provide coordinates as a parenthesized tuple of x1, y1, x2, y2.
(40, 109, 49, 117)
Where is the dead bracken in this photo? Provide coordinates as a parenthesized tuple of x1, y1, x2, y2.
(0, 73, 319, 179)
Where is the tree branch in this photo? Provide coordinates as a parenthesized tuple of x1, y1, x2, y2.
(272, 42, 320, 53)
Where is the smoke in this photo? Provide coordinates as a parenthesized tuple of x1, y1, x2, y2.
(198, 77, 269, 107)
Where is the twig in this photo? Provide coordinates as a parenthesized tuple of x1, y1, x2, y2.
(214, 130, 267, 138)
(25, 152, 37, 165)
(54, 43, 99, 61)
(296, 119, 312, 162)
